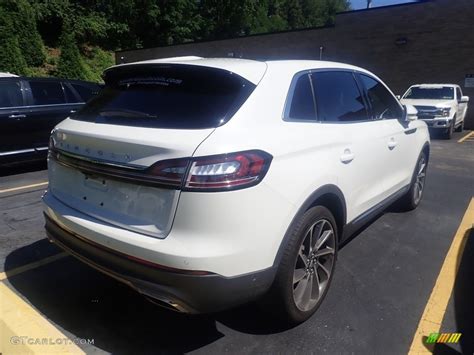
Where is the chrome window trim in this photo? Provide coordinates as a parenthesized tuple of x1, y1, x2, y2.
(0, 146, 48, 156)
(0, 102, 85, 111)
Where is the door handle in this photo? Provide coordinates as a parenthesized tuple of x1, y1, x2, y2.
(388, 138, 398, 150)
(70, 110, 76, 113)
(8, 114, 26, 119)
(340, 149, 354, 164)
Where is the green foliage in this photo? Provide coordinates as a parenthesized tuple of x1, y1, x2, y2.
(0, 9, 28, 75)
(56, 29, 90, 80)
(83, 47, 114, 82)
(0, 0, 45, 67)
(0, 0, 351, 82)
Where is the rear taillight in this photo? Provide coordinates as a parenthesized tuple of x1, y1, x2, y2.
(146, 159, 189, 188)
(147, 150, 272, 191)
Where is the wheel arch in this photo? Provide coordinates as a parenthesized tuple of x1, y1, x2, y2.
(422, 141, 430, 162)
(272, 184, 347, 268)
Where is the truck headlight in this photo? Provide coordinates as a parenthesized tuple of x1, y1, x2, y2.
(436, 108, 451, 117)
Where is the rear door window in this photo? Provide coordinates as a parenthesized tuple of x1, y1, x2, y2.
(73, 65, 255, 129)
(71, 83, 96, 102)
(29, 81, 66, 105)
(0, 80, 23, 108)
(312, 71, 368, 122)
(287, 73, 317, 120)
(359, 74, 403, 120)
(63, 83, 80, 103)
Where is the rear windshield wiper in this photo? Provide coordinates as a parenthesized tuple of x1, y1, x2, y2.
(99, 109, 158, 119)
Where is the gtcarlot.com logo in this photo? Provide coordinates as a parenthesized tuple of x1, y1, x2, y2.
(425, 332, 462, 344)
(10, 336, 94, 346)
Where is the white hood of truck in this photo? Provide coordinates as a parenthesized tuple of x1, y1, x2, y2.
(401, 99, 454, 107)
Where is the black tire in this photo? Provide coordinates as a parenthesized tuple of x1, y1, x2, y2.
(263, 206, 338, 324)
(399, 150, 428, 211)
(445, 119, 454, 139)
(455, 118, 464, 132)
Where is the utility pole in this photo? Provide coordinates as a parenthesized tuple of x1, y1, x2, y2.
(367, 0, 372, 8)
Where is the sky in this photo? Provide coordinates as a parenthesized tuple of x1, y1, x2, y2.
(349, 0, 417, 10)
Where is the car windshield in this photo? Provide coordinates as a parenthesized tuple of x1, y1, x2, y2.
(403, 86, 454, 100)
(71, 64, 255, 129)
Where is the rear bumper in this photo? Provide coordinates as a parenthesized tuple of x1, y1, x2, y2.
(44, 213, 275, 313)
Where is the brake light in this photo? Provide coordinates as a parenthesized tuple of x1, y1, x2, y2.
(146, 150, 272, 191)
(146, 159, 189, 187)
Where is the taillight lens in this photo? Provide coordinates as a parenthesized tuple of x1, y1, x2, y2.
(146, 159, 189, 188)
(146, 150, 272, 191)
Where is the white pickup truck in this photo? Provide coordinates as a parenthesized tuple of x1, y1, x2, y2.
(400, 84, 469, 139)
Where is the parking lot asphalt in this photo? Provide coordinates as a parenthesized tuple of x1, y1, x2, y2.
(0, 131, 473, 354)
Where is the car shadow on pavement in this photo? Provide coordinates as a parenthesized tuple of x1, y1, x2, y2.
(4, 240, 290, 353)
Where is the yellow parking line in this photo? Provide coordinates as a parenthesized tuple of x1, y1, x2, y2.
(0, 181, 48, 194)
(408, 198, 474, 354)
(0, 283, 85, 354)
(0, 252, 68, 281)
(457, 131, 474, 143)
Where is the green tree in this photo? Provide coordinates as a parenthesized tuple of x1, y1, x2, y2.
(0, 9, 28, 75)
(1, 0, 45, 67)
(56, 29, 89, 80)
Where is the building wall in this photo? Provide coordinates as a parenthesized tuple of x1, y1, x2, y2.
(116, 0, 474, 128)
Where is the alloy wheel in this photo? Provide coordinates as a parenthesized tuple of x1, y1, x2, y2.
(413, 155, 426, 205)
(293, 219, 336, 311)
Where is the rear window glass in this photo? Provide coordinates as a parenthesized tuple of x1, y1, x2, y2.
(72, 64, 255, 129)
(72, 83, 98, 102)
(30, 81, 66, 105)
(288, 74, 316, 120)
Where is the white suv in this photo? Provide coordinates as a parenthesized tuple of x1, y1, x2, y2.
(43, 57, 430, 323)
(400, 84, 469, 139)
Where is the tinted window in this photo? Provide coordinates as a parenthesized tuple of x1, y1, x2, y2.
(312, 71, 368, 122)
(360, 75, 403, 119)
(30, 81, 66, 105)
(456, 87, 462, 100)
(72, 65, 255, 129)
(63, 84, 80, 103)
(0, 80, 23, 108)
(403, 86, 454, 100)
(72, 83, 96, 102)
(288, 74, 316, 120)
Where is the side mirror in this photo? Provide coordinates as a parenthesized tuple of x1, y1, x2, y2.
(460, 96, 469, 103)
(396, 95, 401, 100)
(403, 104, 418, 121)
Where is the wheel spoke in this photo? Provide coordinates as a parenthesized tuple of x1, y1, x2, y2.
(293, 268, 306, 284)
(418, 162, 426, 175)
(312, 220, 325, 246)
(298, 249, 308, 267)
(306, 224, 315, 252)
(317, 261, 331, 278)
(293, 275, 309, 305)
(314, 247, 335, 257)
(315, 230, 332, 250)
(312, 266, 321, 299)
(299, 274, 313, 310)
